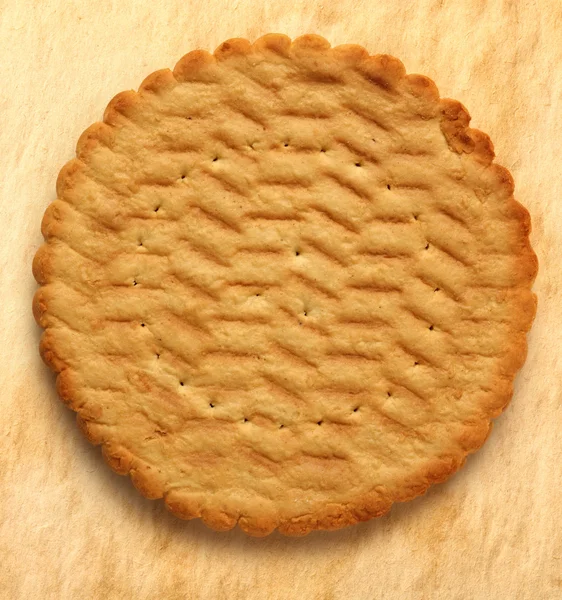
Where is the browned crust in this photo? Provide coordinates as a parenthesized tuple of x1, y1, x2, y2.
(33, 34, 538, 537)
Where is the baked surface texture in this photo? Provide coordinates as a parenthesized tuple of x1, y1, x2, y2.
(32, 34, 537, 536)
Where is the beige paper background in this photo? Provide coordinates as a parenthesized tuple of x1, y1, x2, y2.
(1, 1, 561, 598)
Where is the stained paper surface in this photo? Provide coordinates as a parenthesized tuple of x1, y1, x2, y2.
(1, 1, 560, 598)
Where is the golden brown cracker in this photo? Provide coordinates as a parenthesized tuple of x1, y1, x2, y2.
(33, 34, 537, 536)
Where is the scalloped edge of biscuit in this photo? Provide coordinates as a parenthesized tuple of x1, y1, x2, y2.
(33, 33, 538, 537)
